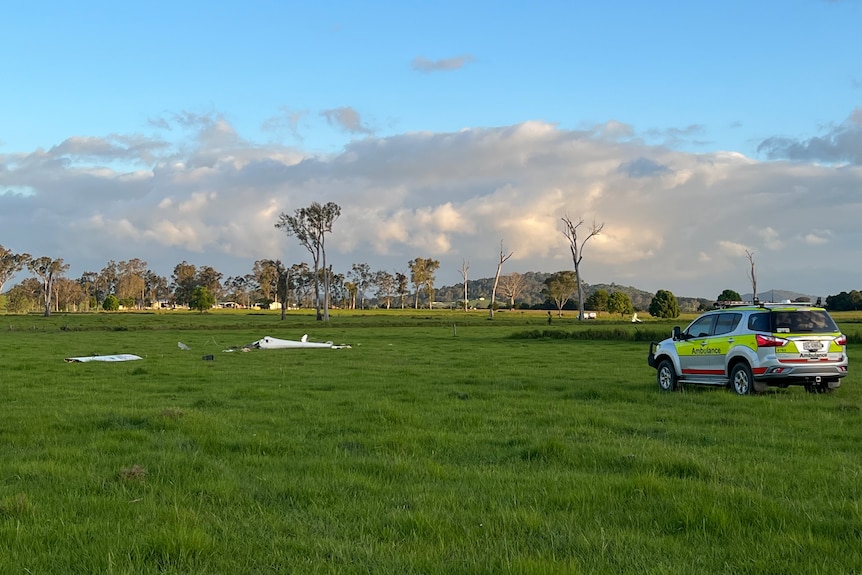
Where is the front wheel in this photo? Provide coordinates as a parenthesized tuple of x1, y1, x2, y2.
(730, 363, 754, 395)
(657, 359, 678, 392)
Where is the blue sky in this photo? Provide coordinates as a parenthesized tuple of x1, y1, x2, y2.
(1, 0, 861, 299)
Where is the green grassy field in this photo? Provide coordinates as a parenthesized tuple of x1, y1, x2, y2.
(1, 310, 861, 574)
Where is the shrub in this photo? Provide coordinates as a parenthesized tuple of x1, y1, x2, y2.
(649, 289, 680, 319)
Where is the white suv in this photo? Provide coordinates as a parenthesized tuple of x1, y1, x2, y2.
(648, 303, 848, 394)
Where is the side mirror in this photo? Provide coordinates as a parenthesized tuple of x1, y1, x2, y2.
(672, 326, 682, 341)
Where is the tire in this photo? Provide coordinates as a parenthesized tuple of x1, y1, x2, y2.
(730, 363, 754, 395)
(657, 359, 678, 392)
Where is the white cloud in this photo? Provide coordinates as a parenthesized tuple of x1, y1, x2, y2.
(2, 116, 861, 297)
(803, 230, 832, 245)
(718, 241, 750, 257)
(756, 226, 782, 250)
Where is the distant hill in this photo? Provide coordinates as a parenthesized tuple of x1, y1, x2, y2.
(433, 273, 822, 312)
(433, 273, 712, 312)
(742, 289, 816, 303)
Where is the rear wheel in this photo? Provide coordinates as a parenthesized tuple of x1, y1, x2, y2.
(657, 359, 678, 392)
(730, 363, 754, 395)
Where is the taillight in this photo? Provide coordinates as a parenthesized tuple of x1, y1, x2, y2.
(834, 334, 847, 346)
(756, 334, 788, 347)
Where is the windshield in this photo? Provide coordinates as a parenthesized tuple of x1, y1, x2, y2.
(770, 310, 839, 334)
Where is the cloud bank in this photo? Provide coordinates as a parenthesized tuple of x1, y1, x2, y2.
(2, 109, 861, 298)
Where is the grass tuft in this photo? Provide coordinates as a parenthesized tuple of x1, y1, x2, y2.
(0, 493, 33, 518)
(118, 464, 148, 482)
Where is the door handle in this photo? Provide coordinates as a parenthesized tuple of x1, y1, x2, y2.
(700, 341, 708, 346)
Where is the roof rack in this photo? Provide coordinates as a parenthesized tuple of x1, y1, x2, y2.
(757, 301, 816, 309)
(714, 299, 820, 309)
(713, 300, 754, 308)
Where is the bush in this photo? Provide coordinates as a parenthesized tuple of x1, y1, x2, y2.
(649, 289, 680, 319)
(717, 289, 742, 302)
(4, 289, 35, 313)
(103, 294, 120, 311)
(190, 286, 215, 313)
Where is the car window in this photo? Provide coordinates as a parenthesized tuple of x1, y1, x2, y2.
(771, 310, 838, 333)
(686, 315, 716, 338)
(714, 313, 742, 336)
(748, 313, 770, 332)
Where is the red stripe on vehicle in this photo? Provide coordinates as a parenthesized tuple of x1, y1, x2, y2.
(752, 367, 768, 375)
(682, 369, 725, 375)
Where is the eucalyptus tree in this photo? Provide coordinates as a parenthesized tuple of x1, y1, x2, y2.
(395, 272, 409, 310)
(253, 259, 280, 304)
(224, 274, 255, 309)
(408, 257, 440, 309)
(288, 262, 311, 309)
(27, 256, 70, 317)
(344, 281, 358, 309)
(54, 277, 87, 311)
(4, 279, 40, 313)
(98, 260, 120, 302)
(349, 262, 372, 309)
(374, 270, 396, 310)
(145, 270, 170, 307)
(171, 261, 198, 306)
(273, 260, 290, 319)
(561, 214, 604, 321)
(275, 201, 341, 321)
(543, 271, 578, 318)
(77, 271, 99, 308)
(328, 269, 345, 310)
(196, 266, 223, 301)
(0, 244, 30, 295)
(117, 258, 148, 309)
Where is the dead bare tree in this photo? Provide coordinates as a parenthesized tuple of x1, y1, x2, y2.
(561, 215, 604, 321)
(499, 272, 526, 309)
(746, 249, 758, 302)
(459, 259, 470, 312)
(489, 240, 513, 318)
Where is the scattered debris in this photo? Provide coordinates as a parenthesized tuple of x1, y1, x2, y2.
(223, 335, 351, 352)
(65, 354, 143, 363)
(178, 342, 191, 351)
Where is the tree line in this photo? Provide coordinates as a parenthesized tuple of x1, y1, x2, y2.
(7, 201, 836, 319)
(0, 242, 697, 321)
(0, 250, 438, 317)
(1, 202, 602, 319)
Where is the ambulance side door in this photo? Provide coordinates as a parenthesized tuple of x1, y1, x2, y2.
(675, 314, 718, 377)
(708, 312, 744, 376)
